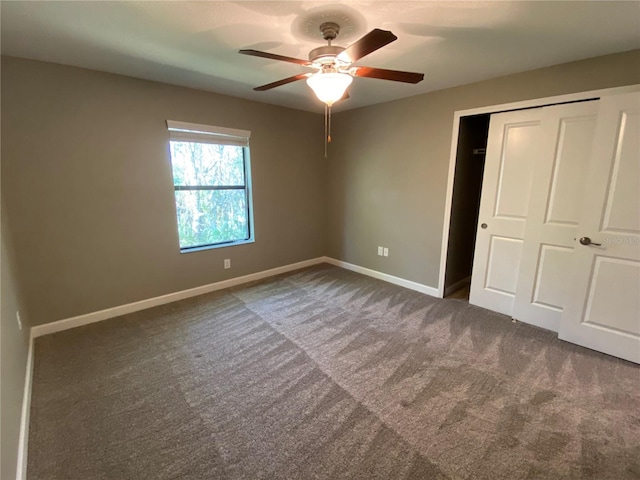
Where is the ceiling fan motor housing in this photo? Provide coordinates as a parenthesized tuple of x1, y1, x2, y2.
(308, 45, 345, 64)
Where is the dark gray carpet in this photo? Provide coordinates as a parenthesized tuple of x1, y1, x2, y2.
(28, 264, 640, 479)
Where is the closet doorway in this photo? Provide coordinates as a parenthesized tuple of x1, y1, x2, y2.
(443, 114, 489, 300)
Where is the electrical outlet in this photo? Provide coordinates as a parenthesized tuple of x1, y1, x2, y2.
(377, 246, 383, 256)
(16, 311, 22, 331)
(224, 259, 231, 269)
(383, 248, 389, 257)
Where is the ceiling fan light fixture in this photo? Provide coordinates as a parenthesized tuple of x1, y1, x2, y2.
(306, 72, 353, 106)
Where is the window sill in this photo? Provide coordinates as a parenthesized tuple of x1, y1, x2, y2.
(179, 238, 254, 254)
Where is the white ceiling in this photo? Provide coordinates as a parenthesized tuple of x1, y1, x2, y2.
(2, 1, 639, 113)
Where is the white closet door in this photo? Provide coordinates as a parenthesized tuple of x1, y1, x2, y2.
(512, 101, 599, 331)
(559, 92, 640, 364)
(469, 109, 542, 315)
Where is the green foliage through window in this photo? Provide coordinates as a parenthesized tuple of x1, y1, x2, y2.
(169, 141, 251, 250)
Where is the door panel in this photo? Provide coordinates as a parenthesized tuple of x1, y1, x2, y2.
(601, 109, 640, 233)
(512, 101, 598, 330)
(485, 236, 523, 294)
(545, 116, 595, 225)
(583, 257, 640, 335)
(469, 109, 542, 315)
(494, 124, 538, 219)
(531, 244, 572, 311)
(559, 92, 640, 364)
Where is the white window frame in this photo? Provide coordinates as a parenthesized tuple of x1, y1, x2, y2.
(166, 120, 254, 252)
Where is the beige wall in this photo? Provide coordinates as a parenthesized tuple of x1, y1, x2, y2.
(1, 203, 31, 480)
(1, 57, 326, 326)
(328, 49, 640, 288)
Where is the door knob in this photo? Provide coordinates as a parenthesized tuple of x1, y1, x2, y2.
(480, 223, 488, 229)
(579, 236, 602, 246)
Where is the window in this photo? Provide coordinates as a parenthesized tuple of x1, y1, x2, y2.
(166, 120, 253, 252)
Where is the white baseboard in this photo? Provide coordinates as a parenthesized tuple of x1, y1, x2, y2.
(323, 257, 440, 298)
(31, 257, 326, 338)
(31, 256, 441, 339)
(16, 331, 34, 480)
(443, 276, 471, 297)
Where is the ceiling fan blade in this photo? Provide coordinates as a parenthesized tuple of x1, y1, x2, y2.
(239, 49, 311, 66)
(352, 66, 424, 84)
(336, 29, 397, 64)
(253, 73, 312, 91)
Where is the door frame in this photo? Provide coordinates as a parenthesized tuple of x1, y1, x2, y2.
(437, 84, 640, 298)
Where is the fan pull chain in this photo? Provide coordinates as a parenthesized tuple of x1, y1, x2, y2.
(323, 104, 333, 159)
(324, 104, 328, 158)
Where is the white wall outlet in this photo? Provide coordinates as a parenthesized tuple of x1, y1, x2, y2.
(16, 311, 22, 331)
(383, 247, 389, 257)
(377, 246, 383, 256)
(224, 258, 231, 269)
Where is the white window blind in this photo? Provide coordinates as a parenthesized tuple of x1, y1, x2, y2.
(166, 120, 251, 147)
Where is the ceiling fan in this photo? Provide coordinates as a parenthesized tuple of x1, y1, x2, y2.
(239, 22, 424, 107)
